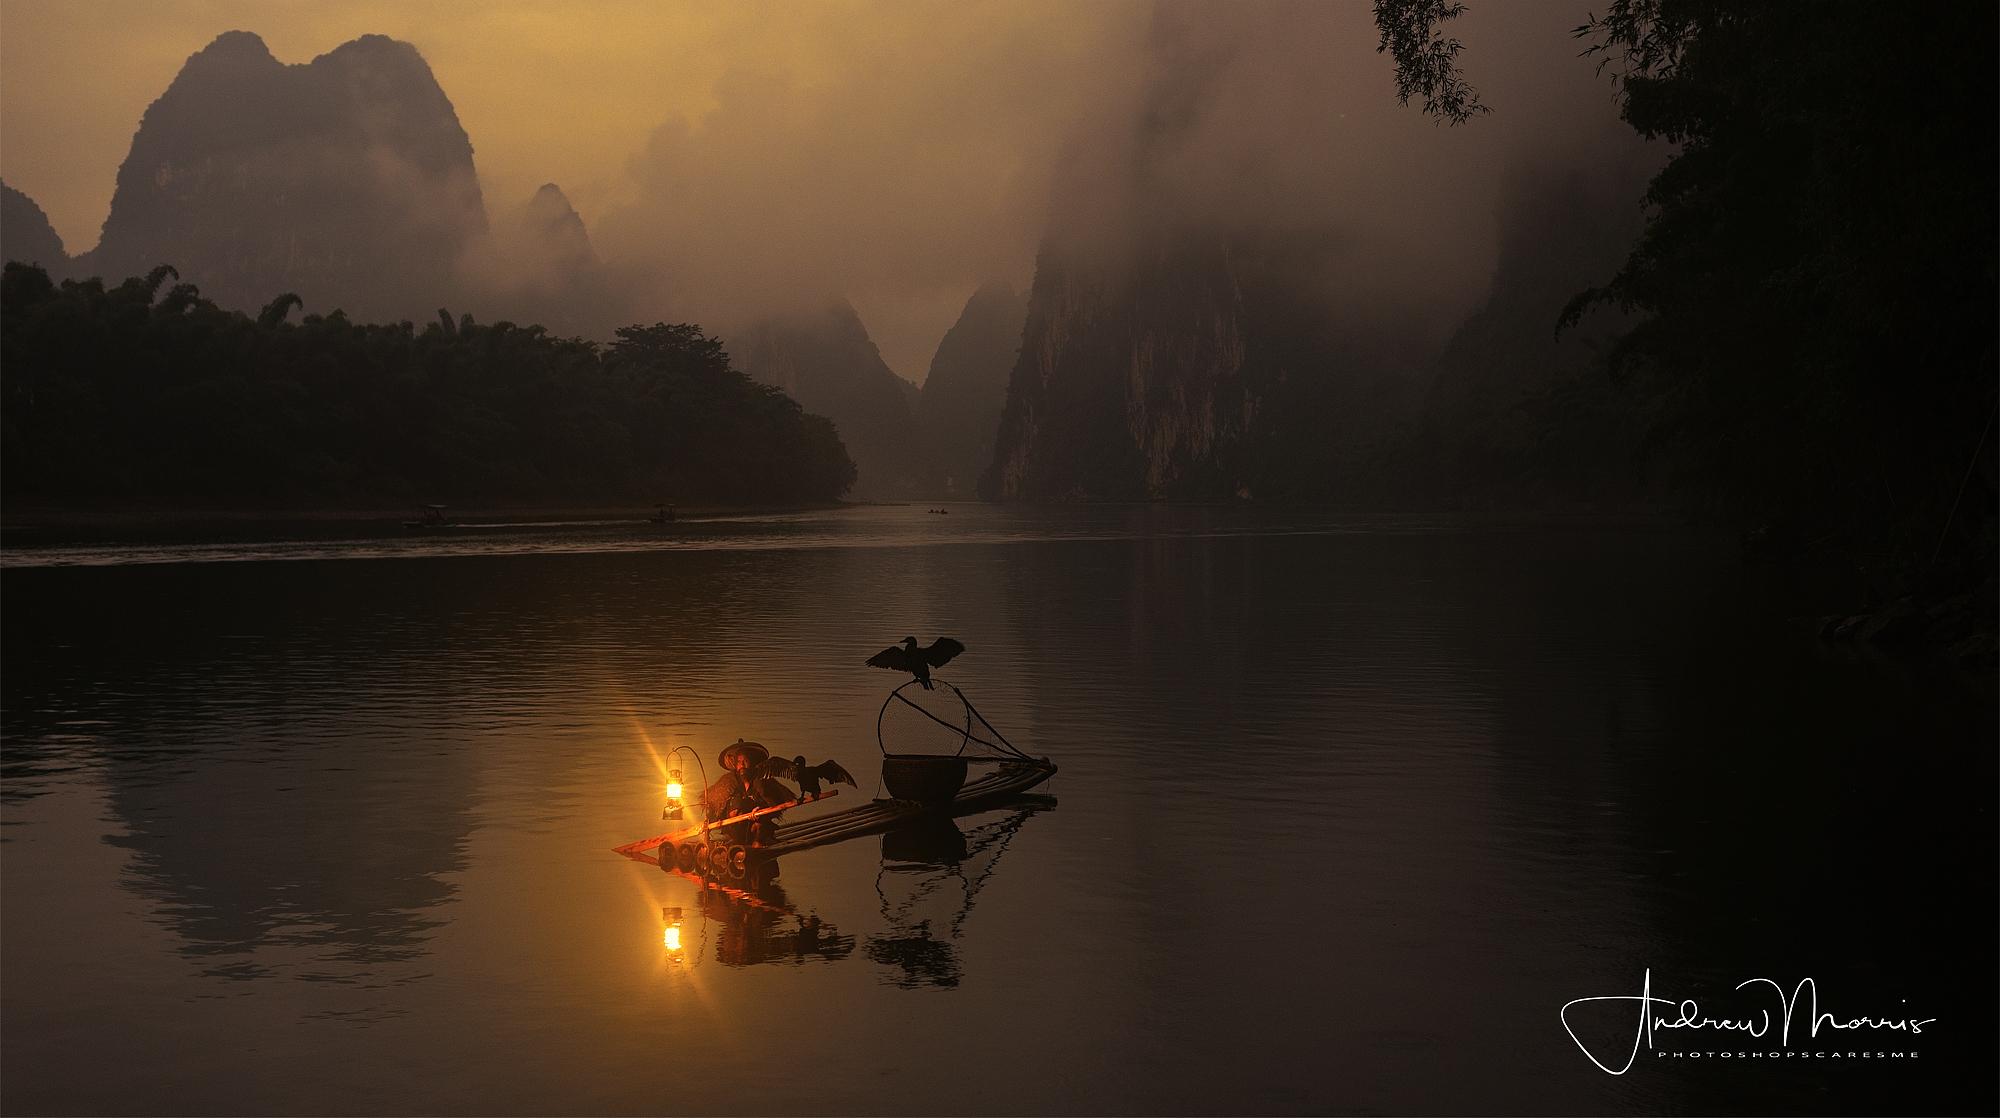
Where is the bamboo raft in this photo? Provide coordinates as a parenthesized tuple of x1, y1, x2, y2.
(613, 759, 1057, 876)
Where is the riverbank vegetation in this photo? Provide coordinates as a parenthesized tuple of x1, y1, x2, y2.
(0, 263, 856, 508)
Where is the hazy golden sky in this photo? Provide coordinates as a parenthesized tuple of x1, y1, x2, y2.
(0, 0, 1625, 378)
(5, 1, 840, 242)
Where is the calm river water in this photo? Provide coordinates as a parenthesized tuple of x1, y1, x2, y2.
(2, 505, 1992, 1115)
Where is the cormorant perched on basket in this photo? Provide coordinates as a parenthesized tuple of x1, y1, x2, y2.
(866, 636, 965, 690)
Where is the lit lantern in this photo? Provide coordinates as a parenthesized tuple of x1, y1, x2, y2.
(664, 769, 684, 820)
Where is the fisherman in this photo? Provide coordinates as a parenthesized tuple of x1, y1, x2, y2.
(705, 739, 794, 843)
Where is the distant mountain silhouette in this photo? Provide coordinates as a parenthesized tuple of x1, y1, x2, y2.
(918, 280, 1025, 497)
(1, 181, 70, 277)
(521, 183, 597, 272)
(732, 300, 938, 500)
(76, 30, 486, 324)
(471, 182, 620, 338)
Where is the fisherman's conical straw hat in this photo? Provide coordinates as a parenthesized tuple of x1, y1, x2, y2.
(718, 738, 768, 770)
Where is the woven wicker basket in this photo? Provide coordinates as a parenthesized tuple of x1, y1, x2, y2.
(880, 754, 969, 804)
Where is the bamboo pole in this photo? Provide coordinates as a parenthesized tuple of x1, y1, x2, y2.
(613, 763, 1056, 860)
(611, 789, 840, 854)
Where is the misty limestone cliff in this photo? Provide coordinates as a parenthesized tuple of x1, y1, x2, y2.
(732, 300, 936, 500)
(983, 234, 1255, 501)
(1, 182, 69, 277)
(79, 30, 485, 324)
(917, 280, 1026, 496)
(983, 228, 1427, 503)
(984, 233, 1279, 501)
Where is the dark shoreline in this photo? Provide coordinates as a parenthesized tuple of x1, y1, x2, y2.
(1, 497, 1682, 532)
(0, 501, 863, 532)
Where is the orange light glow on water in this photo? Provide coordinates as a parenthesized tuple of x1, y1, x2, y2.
(662, 906, 685, 960)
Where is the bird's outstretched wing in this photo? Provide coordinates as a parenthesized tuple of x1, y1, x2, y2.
(756, 756, 801, 783)
(811, 759, 858, 788)
(867, 645, 915, 672)
(921, 637, 965, 669)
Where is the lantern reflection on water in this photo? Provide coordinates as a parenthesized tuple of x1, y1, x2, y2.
(662, 907, 685, 960)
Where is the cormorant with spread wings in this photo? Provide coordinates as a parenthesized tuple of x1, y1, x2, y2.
(773, 755, 857, 799)
(866, 636, 965, 690)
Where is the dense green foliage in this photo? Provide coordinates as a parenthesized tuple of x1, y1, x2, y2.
(0, 263, 856, 508)
(1562, 0, 1998, 586)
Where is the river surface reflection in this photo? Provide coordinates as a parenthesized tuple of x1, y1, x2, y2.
(2, 504, 1991, 1115)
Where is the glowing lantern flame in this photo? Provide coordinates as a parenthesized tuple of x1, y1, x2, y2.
(664, 769, 685, 820)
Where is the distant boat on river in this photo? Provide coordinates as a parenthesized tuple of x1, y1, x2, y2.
(402, 505, 458, 529)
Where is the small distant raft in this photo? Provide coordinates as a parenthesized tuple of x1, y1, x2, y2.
(613, 759, 1056, 877)
(403, 504, 457, 529)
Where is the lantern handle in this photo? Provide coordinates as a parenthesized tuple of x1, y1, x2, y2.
(664, 744, 711, 835)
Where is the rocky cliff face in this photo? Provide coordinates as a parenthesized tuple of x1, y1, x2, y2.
(984, 227, 1402, 502)
(1, 181, 69, 276)
(916, 280, 1025, 497)
(78, 30, 485, 323)
(984, 234, 1241, 501)
(731, 300, 937, 500)
(984, 129, 1658, 507)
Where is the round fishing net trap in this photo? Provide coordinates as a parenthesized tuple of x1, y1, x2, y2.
(874, 678, 1034, 763)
